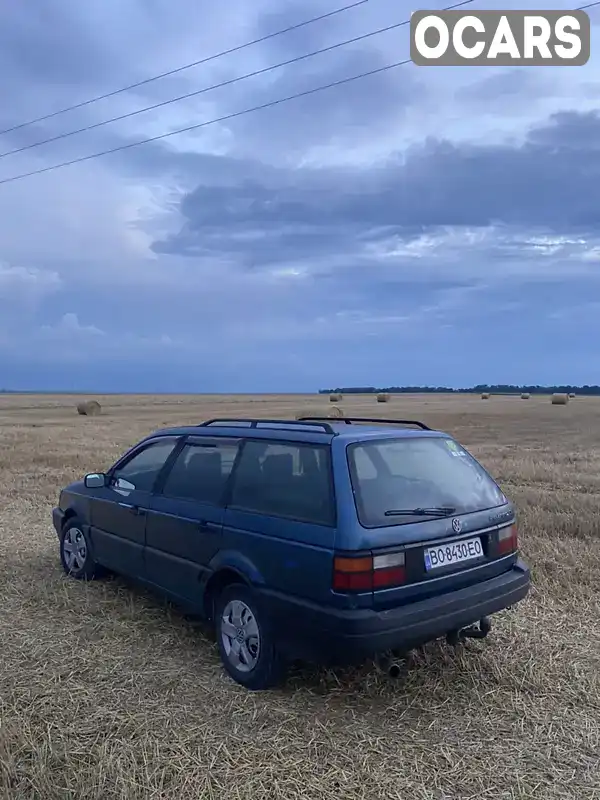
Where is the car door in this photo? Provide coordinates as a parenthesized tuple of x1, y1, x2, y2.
(90, 436, 181, 578)
(223, 439, 337, 602)
(145, 435, 242, 604)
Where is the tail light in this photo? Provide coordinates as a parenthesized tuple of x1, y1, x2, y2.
(333, 552, 406, 592)
(498, 523, 518, 555)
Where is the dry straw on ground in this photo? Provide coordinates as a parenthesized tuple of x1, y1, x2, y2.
(1, 391, 600, 800)
(76, 399, 102, 416)
(376, 393, 390, 403)
(328, 405, 344, 418)
(329, 393, 342, 402)
(551, 393, 569, 405)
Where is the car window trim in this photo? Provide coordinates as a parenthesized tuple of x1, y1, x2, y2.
(223, 436, 337, 528)
(154, 435, 243, 506)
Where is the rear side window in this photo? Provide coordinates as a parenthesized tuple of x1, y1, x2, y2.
(161, 439, 241, 505)
(348, 436, 507, 527)
(228, 440, 335, 526)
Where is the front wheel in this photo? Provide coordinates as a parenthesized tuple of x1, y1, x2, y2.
(214, 584, 285, 690)
(59, 518, 103, 580)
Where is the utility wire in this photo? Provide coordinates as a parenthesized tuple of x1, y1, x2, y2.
(0, 0, 369, 138)
(0, 59, 417, 186)
(0, 0, 596, 146)
(3, 0, 598, 187)
(0, 12, 447, 161)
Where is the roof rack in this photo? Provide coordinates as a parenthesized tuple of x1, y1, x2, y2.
(198, 418, 336, 434)
(297, 416, 431, 431)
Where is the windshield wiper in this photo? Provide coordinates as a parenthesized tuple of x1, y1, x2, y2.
(384, 506, 457, 517)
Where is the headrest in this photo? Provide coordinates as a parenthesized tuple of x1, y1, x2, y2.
(187, 450, 222, 479)
(262, 453, 294, 482)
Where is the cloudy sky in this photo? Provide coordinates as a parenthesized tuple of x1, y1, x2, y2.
(0, 0, 598, 392)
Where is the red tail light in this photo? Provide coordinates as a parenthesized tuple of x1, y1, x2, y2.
(333, 552, 406, 592)
(498, 523, 518, 555)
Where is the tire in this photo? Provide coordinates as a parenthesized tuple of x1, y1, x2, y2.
(59, 517, 104, 580)
(214, 583, 285, 690)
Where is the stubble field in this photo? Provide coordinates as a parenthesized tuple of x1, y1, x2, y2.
(0, 392, 599, 800)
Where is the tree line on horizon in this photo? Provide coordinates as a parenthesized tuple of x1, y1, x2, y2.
(319, 385, 600, 395)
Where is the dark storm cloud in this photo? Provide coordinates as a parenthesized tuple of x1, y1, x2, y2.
(152, 109, 600, 266)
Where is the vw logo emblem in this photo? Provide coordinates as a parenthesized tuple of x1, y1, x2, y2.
(452, 518, 462, 533)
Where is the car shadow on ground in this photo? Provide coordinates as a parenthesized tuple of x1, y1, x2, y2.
(57, 566, 501, 700)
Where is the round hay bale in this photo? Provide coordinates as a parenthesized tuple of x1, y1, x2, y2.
(521, 393, 530, 399)
(376, 393, 390, 403)
(481, 393, 490, 400)
(328, 405, 344, 418)
(329, 393, 342, 402)
(568, 393, 576, 399)
(551, 393, 569, 405)
(76, 400, 102, 416)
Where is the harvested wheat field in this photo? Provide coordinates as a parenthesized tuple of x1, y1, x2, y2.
(1, 392, 599, 800)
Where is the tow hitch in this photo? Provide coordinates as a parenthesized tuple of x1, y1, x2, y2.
(446, 616, 492, 647)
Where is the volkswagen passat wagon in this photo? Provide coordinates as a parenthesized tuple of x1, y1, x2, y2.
(52, 416, 530, 689)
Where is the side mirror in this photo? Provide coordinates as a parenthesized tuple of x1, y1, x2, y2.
(84, 472, 107, 488)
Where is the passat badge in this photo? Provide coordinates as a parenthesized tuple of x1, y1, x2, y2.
(452, 518, 462, 533)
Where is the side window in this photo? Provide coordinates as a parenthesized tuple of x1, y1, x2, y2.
(111, 439, 178, 493)
(161, 439, 241, 505)
(228, 440, 334, 526)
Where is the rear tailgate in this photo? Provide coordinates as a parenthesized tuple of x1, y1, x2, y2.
(337, 432, 519, 610)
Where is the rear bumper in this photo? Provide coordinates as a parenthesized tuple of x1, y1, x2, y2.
(52, 507, 65, 537)
(264, 559, 531, 664)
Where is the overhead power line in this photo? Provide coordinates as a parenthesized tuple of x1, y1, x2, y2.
(0, 2, 475, 188)
(0, 17, 430, 160)
(0, 0, 473, 188)
(4, 0, 599, 187)
(0, 0, 369, 138)
(0, 60, 409, 187)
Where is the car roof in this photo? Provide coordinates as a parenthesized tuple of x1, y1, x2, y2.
(140, 420, 448, 446)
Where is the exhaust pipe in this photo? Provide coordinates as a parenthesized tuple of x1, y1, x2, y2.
(447, 616, 492, 646)
(387, 661, 403, 679)
(375, 650, 408, 678)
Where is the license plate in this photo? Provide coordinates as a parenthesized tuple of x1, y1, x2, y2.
(424, 536, 483, 571)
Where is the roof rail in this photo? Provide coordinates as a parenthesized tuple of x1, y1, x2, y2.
(297, 416, 431, 431)
(198, 418, 336, 434)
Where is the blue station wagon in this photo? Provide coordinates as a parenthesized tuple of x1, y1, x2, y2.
(52, 416, 530, 689)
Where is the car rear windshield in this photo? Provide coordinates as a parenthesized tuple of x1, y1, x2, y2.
(347, 436, 507, 528)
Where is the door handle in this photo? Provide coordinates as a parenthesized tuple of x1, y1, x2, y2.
(119, 503, 146, 516)
(198, 520, 220, 532)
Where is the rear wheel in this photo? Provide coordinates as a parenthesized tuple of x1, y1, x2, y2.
(214, 583, 285, 690)
(59, 518, 103, 580)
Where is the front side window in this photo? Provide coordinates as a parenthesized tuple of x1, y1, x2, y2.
(228, 440, 335, 526)
(111, 439, 178, 493)
(161, 439, 241, 505)
(348, 436, 507, 528)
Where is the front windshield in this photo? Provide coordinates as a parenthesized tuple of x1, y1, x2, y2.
(347, 436, 507, 528)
